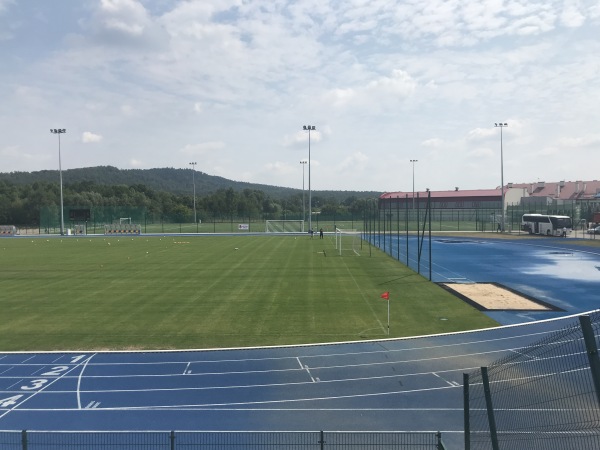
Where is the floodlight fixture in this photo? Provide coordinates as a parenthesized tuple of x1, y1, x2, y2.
(50, 128, 67, 235)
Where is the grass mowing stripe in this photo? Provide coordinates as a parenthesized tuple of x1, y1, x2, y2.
(0, 236, 497, 351)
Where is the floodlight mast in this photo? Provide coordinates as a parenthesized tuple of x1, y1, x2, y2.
(494, 123, 508, 232)
(300, 160, 307, 223)
(302, 125, 316, 233)
(189, 162, 197, 224)
(410, 159, 418, 209)
(50, 128, 66, 235)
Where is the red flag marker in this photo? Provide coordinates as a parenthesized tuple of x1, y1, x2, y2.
(380, 291, 389, 300)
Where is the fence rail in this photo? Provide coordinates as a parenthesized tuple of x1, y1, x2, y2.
(0, 430, 447, 449)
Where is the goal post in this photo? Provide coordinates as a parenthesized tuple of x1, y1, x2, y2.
(335, 228, 362, 256)
(265, 220, 305, 233)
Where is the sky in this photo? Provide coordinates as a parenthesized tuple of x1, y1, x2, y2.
(1, 0, 599, 193)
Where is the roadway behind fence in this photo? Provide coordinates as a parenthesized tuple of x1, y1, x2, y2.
(0, 430, 447, 449)
(464, 312, 600, 450)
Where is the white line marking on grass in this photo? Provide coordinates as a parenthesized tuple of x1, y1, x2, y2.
(338, 257, 387, 335)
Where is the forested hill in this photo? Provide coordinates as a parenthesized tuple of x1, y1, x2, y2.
(0, 166, 380, 201)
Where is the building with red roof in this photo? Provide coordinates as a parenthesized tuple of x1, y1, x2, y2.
(379, 180, 600, 226)
(380, 180, 600, 209)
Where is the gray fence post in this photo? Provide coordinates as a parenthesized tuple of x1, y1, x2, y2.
(463, 373, 470, 450)
(21, 430, 27, 450)
(579, 315, 600, 408)
(170, 430, 175, 450)
(319, 430, 325, 450)
(481, 366, 500, 450)
(436, 431, 446, 449)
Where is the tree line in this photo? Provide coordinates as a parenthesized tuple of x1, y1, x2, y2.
(0, 179, 374, 226)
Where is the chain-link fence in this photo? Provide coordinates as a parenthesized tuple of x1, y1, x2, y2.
(0, 430, 447, 449)
(14, 200, 598, 236)
(464, 312, 600, 450)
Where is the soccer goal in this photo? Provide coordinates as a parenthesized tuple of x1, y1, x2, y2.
(265, 220, 305, 233)
(335, 228, 362, 256)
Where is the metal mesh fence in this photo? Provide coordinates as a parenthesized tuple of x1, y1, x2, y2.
(466, 312, 600, 449)
(0, 431, 446, 449)
(30, 199, 598, 236)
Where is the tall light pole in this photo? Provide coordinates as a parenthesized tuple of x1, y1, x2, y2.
(410, 159, 418, 209)
(494, 123, 508, 232)
(302, 125, 316, 232)
(189, 162, 197, 224)
(50, 128, 66, 235)
(300, 160, 307, 224)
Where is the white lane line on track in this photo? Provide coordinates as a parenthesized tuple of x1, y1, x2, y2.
(7, 407, 466, 413)
(1, 356, 97, 420)
(77, 384, 461, 409)
(297, 357, 316, 382)
(183, 362, 191, 374)
(1, 344, 576, 383)
(6, 379, 23, 390)
(9, 364, 480, 396)
(5, 384, 463, 411)
(432, 372, 461, 387)
(76, 354, 97, 409)
(7, 322, 563, 370)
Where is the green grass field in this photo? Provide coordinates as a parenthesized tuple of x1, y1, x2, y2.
(0, 234, 498, 351)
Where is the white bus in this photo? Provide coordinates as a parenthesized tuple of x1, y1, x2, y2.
(521, 214, 572, 237)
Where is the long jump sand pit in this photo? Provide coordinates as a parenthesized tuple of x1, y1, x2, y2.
(440, 282, 556, 311)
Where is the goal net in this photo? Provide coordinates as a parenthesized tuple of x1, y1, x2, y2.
(265, 220, 305, 233)
(335, 228, 362, 256)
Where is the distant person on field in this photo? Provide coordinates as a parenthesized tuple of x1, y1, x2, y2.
(319, 228, 323, 239)
(562, 227, 567, 237)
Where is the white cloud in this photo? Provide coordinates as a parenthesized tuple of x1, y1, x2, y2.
(558, 135, 600, 148)
(1, 1, 599, 190)
(560, 5, 586, 27)
(283, 130, 323, 148)
(338, 151, 369, 172)
(468, 147, 494, 157)
(0, 0, 13, 14)
(97, 0, 152, 36)
(120, 105, 135, 115)
(466, 127, 497, 141)
(180, 142, 226, 155)
(82, 132, 103, 143)
(421, 138, 444, 148)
